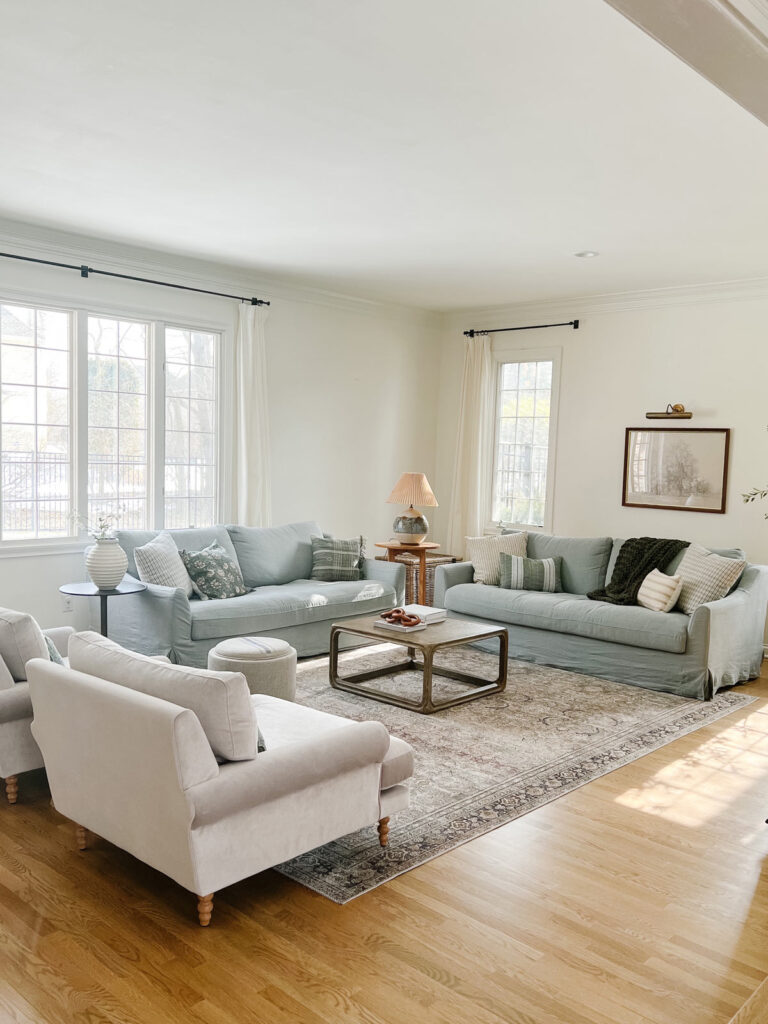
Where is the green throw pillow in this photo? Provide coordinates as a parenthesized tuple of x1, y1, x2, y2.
(180, 541, 248, 600)
(500, 553, 562, 593)
(310, 535, 364, 582)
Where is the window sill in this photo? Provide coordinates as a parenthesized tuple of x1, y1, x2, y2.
(0, 539, 89, 559)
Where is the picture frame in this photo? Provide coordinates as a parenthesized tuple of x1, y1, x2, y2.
(622, 427, 730, 514)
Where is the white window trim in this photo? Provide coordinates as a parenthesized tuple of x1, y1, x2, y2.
(0, 293, 233, 552)
(486, 343, 562, 535)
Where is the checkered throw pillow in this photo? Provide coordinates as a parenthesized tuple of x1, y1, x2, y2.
(310, 535, 364, 582)
(499, 553, 562, 592)
(676, 543, 746, 614)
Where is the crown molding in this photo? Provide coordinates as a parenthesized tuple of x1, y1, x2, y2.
(0, 217, 440, 330)
(445, 275, 768, 331)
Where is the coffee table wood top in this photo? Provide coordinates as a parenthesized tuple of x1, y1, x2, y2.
(334, 614, 504, 651)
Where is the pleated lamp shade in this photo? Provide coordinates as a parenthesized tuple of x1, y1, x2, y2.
(386, 473, 438, 508)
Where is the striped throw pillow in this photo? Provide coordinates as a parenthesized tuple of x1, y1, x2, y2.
(500, 553, 562, 593)
(310, 535, 364, 582)
(676, 543, 746, 614)
(637, 569, 682, 613)
(466, 532, 528, 585)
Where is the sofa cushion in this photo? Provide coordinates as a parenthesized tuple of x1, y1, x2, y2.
(0, 607, 49, 682)
(68, 631, 256, 761)
(227, 521, 323, 587)
(117, 526, 239, 579)
(526, 535, 613, 595)
(250, 694, 413, 789)
(189, 578, 395, 641)
(444, 585, 689, 653)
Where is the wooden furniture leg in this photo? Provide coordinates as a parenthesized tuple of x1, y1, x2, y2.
(75, 825, 89, 850)
(418, 548, 427, 605)
(197, 893, 214, 927)
(377, 816, 390, 847)
(5, 776, 18, 804)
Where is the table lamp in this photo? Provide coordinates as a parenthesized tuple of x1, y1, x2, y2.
(386, 472, 438, 544)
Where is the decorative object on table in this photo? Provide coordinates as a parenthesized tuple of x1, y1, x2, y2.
(59, 580, 147, 637)
(375, 550, 460, 606)
(75, 507, 129, 590)
(401, 603, 446, 624)
(500, 553, 563, 593)
(674, 542, 747, 613)
(330, 614, 507, 714)
(310, 535, 364, 582)
(465, 530, 527, 585)
(208, 636, 297, 703)
(375, 540, 440, 605)
(386, 472, 438, 544)
(133, 531, 194, 596)
(622, 428, 730, 514)
(280, 647, 754, 903)
(742, 484, 768, 519)
(179, 541, 248, 600)
(588, 536, 689, 605)
(636, 569, 683, 613)
(375, 608, 426, 632)
(645, 403, 693, 419)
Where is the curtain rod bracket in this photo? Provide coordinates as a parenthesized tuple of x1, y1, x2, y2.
(80, 265, 89, 278)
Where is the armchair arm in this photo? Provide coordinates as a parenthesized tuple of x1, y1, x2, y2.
(361, 558, 406, 604)
(189, 720, 390, 827)
(42, 626, 75, 657)
(689, 565, 768, 692)
(0, 682, 32, 724)
(433, 562, 474, 608)
(101, 578, 192, 658)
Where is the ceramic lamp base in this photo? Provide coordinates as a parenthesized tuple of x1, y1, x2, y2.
(392, 505, 429, 545)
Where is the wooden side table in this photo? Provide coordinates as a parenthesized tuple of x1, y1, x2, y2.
(59, 580, 147, 637)
(375, 541, 440, 605)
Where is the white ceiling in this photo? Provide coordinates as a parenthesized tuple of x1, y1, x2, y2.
(3, 0, 768, 311)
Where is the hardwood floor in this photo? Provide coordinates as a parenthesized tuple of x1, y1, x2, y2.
(3, 665, 768, 1024)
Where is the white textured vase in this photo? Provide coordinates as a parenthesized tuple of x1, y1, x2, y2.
(85, 538, 128, 590)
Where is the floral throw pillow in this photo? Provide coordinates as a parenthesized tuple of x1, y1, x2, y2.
(179, 542, 248, 601)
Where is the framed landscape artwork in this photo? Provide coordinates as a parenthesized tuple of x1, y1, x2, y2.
(622, 427, 730, 514)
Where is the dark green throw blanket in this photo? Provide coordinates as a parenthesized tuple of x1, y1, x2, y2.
(588, 537, 689, 605)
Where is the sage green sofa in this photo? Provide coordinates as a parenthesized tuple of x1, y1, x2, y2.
(104, 522, 404, 667)
(434, 534, 768, 700)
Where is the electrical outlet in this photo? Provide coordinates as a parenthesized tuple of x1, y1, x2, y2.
(60, 595, 74, 614)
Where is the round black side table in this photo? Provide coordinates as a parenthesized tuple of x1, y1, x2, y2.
(59, 580, 147, 637)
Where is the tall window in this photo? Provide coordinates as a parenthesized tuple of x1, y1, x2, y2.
(0, 303, 71, 540)
(0, 300, 220, 543)
(491, 358, 554, 529)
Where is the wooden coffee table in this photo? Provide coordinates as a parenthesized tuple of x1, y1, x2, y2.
(329, 614, 508, 714)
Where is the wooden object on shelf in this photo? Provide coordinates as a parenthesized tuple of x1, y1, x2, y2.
(374, 541, 440, 605)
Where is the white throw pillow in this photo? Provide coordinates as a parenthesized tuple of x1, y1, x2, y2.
(134, 531, 194, 597)
(466, 532, 528, 586)
(637, 569, 683, 613)
(68, 631, 256, 761)
(676, 543, 747, 614)
(0, 607, 49, 682)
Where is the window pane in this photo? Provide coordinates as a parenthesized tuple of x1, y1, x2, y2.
(88, 316, 149, 528)
(164, 327, 218, 529)
(492, 359, 553, 529)
(0, 302, 72, 539)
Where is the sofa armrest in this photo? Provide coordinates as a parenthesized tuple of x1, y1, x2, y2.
(100, 578, 192, 658)
(42, 626, 75, 657)
(433, 562, 475, 607)
(689, 565, 768, 692)
(189, 720, 390, 827)
(0, 682, 33, 724)
(361, 558, 406, 604)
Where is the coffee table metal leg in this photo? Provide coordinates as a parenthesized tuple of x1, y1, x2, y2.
(421, 648, 435, 713)
(329, 626, 340, 684)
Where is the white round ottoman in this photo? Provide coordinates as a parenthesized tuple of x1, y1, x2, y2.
(208, 637, 297, 701)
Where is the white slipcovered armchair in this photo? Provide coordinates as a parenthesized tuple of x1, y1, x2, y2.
(27, 631, 414, 925)
(0, 607, 74, 803)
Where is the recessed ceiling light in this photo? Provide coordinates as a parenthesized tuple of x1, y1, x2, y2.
(574, 250, 600, 258)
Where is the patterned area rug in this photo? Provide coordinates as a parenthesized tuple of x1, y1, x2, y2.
(276, 644, 755, 903)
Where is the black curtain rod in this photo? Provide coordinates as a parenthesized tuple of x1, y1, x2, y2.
(0, 251, 270, 306)
(464, 319, 578, 337)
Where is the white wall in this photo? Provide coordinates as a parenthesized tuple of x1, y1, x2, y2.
(0, 221, 441, 626)
(433, 283, 768, 565)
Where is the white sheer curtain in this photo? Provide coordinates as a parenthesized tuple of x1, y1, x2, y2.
(232, 303, 271, 526)
(446, 334, 495, 555)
